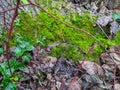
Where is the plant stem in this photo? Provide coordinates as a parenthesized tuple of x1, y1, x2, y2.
(6, 0, 21, 75)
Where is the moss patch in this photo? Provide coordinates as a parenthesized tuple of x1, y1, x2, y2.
(11, 7, 120, 62)
(12, 11, 98, 61)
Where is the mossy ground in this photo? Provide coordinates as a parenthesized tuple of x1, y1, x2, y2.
(11, 10, 99, 61)
(7, 2, 120, 62)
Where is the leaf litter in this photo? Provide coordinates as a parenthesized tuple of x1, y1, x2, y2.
(0, 45, 117, 90)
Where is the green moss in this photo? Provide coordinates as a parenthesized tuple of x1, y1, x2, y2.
(50, 44, 83, 62)
(113, 31, 120, 44)
(11, 1, 120, 62)
(0, 26, 8, 46)
(12, 10, 98, 61)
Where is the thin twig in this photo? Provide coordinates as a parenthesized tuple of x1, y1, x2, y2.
(5, 0, 21, 75)
(96, 23, 109, 39)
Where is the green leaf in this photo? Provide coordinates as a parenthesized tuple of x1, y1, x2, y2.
(5, 69, 12, 76)
(22, 54, 30, 63)
(0, 60, 24, 90)
(16, 37, 23, 44)
(36, 36, 46, 47)
(21, 0, 28, 4)
(113, 12, 120, 20)
(39, 41, 45, 47)
(4, 83, 16, 90)
(9, 59, 25, 71)
(14, 47, 24, 57)
(26, 45, 34, 51)
(0, 62, 9, 76)
(0, 47, 4, 54)
(19, 42, 29, 48)
(14, 19, 20, 26)
(10, 76, 19, 81)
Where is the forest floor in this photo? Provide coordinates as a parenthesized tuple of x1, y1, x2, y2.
(1, 45, 120, 90)
(0, 0, 120, 90)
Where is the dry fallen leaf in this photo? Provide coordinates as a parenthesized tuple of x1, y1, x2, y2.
(80, 61, 104, 76)
(68, 81, 82, 90)
(47, 73, 52, 80)
(51, 86, 56, 90)
(96, 15, 112, 26)
(115, 83, 120, 90)
(109, 21, 120, 39)
(37, 87, 43, 90)
(109, 46, 120, 70)
(56, 81, 61, 89)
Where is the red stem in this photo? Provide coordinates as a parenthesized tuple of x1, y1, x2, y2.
(3, 13, 6, 27)
(5, 0, 21, 75)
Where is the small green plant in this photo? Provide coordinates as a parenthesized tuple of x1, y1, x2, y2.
(113, 10, 120, 20)
(13, 35, 34, 63)
(21, 0, 28, 4)
(14, 18, 21, 27)
(36, 36, 47, 47)
(0, 25, 7, 46)
(38, 72, 46, 82)
(0, 47, 4, 54)
(0, 59, 24, 90)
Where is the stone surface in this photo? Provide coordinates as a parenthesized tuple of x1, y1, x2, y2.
(0, 0, 39, 27)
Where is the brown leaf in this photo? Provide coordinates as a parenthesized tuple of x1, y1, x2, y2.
(51, 86, 56, 90)
(96, 15, 112, 26)
(56, 81, 61, 89)
(47, 73, 52, 80)
(115, 84, 120, 90)
(68, 81, 82, 90)
(37, 87, 43, 90)
(80, 61, 104, 76)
